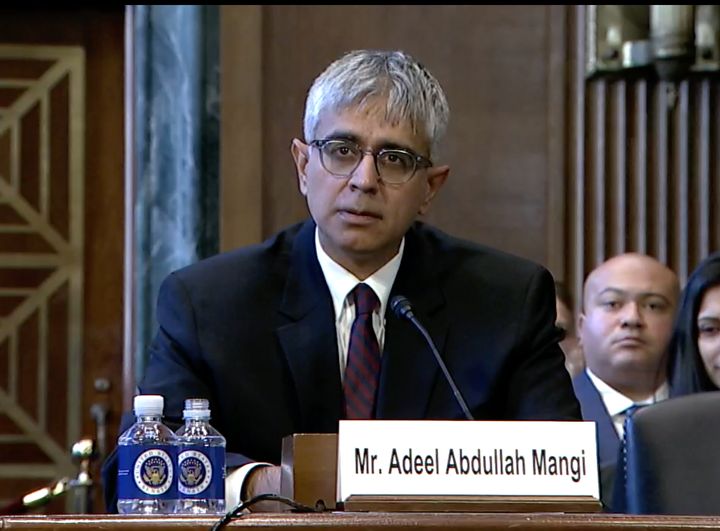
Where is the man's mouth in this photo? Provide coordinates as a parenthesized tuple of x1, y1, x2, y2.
(339, 208, 382, 220)
(614, 336, 645, 347)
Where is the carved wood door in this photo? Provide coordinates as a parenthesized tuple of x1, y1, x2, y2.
(0, 7, 125, 513)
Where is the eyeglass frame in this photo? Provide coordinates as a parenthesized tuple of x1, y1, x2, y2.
(308, 138, 434, 184)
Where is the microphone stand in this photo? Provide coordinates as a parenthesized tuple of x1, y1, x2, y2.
(0, 439, 96, 515)
(391, 296, 474, 420)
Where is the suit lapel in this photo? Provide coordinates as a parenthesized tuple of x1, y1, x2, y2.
(376, 225, 449, 419)
(276, 221, 343, 432)
(573, 371, 620, 467)
(277, 222, 451, 423)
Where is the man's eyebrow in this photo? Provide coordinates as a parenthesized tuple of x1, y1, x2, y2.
(380, 141, 417, 152)
(596, 287, 672, 302)
(596, 288, 626, 298)
(320, 131, 420, 154)
(321, 130, 358, 142)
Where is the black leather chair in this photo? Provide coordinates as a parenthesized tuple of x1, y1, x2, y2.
(616, 391, 720, 515)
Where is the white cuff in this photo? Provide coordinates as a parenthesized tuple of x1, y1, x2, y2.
(225, 462, 272, 509)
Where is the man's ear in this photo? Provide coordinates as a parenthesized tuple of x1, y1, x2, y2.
(418, 165, 449, 215)
(291, 138, 309, 195)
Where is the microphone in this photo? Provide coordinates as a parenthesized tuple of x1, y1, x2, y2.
(390, 295, 474, 420)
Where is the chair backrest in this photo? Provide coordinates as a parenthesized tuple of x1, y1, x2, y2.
(619, 391, 720, 515)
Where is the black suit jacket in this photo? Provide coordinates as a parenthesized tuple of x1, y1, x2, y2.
(103, 219, 580, 510)
(572, 370, 620, 510)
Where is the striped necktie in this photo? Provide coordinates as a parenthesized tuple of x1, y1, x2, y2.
(343, 283, 381, 419)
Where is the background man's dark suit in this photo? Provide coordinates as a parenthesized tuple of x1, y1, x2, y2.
(572, 370, 620, 509)
(103, 219, 580, 510)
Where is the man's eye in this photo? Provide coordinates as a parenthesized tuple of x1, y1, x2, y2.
(380, 151, 412, 169)
(328, 143, 356, 157)
(646, 301, 666, 311)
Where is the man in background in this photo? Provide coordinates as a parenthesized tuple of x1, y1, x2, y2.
(573, 253, 679, 509)
(555, 280, 584, 376)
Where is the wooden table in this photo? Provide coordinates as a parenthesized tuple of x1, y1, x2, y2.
(3, 513, 720, 531)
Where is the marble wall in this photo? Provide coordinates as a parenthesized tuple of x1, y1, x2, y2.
(131, 5, 220, 381)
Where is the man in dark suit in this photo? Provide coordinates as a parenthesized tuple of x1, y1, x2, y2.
(105, 49, 580, 512)
(572, 368, 622, 509)
(572, 253, 679, 509)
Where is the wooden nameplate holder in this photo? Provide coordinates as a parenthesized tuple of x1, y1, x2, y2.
(280, 433, 602, 513)
(280, 433, 339, 510)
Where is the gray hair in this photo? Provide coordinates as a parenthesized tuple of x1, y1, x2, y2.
(303, 50, 450, 157)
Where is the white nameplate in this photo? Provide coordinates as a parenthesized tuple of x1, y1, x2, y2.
(337, 420, 599, 501)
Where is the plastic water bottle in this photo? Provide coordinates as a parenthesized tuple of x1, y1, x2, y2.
(117, 395, 179, 514)
(175, 398, 226, 514)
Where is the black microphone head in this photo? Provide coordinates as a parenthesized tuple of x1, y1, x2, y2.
(390, 295, 414, 320)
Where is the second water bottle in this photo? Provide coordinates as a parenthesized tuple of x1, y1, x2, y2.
(175, 398, 226, 514)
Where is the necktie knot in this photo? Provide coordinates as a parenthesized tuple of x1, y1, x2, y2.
(352, 283, 379, 316)
(624, 404, 645, 418)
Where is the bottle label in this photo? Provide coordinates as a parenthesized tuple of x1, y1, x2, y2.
(118, 445, 178, 500)
(178, 446, 225, 499)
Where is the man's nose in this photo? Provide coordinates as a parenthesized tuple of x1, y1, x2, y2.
(620, 301, 644, 328)
(348, 152, 380, 191)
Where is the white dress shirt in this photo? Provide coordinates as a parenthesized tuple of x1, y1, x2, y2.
(225, 229, 404, 508)
(315, 229, 403, 379)
(585, 368, 669, 438)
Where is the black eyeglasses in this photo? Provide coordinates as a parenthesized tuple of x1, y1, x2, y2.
(309, 139, 433, 184)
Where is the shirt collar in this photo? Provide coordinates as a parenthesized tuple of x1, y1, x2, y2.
(314, 228, 404, 319)
(585, 368, 669, 417)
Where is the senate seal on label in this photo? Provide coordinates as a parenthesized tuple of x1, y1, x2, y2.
(178, 449, 213, 495)
(133, 449, 174, 495)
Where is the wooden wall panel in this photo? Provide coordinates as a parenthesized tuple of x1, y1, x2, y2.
(219, 5, 262, 250)
(567, 7, 720, 304)
(567, 6, 587, 304)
